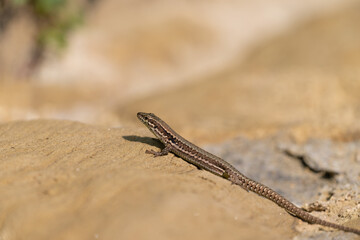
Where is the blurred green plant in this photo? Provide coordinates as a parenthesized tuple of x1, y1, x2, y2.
(10, 0, 83, 50)
(1, 0, 93, 75)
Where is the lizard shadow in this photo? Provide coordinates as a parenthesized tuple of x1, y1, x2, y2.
(122, 135, 163, 148)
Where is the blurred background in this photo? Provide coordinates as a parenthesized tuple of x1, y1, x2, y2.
(1, 0, 360, 140)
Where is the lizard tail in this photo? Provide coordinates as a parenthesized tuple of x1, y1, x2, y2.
(288, 205, 360, 235)
(240, 177, 360, 235)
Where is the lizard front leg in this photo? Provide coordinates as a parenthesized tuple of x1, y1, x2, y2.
(145, 145, 171, 157)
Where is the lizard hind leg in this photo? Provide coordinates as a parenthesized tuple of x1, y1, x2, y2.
(227, 173, 249, 192)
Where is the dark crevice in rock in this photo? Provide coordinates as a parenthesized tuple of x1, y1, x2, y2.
(282, 149, 338, 179)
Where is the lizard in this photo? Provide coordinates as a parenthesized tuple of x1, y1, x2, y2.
(137, 112, 360, 235)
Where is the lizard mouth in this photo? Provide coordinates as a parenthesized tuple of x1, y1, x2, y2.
(137, 112, 148, 122)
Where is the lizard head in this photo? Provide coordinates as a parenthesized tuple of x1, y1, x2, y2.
(137, 112, 173, 144)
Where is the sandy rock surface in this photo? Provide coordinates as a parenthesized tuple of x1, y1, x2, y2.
(0, 120, 295, 240)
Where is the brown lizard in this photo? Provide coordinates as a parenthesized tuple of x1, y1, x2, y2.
(137, 112, 360, 235)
